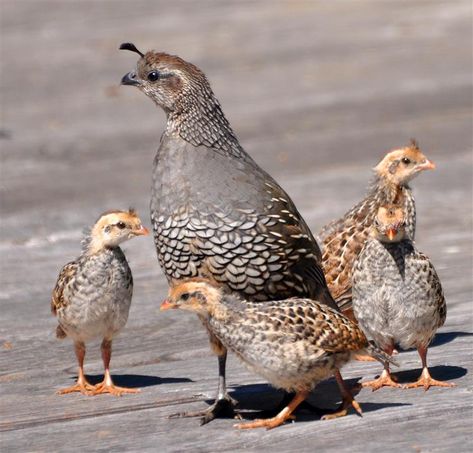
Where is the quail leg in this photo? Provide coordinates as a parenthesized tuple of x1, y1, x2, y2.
(362, 366, 402, 391)
(404, 346, 456, 390)
(169, 351, 238, 425)
(57, 342, 95, 395)
(235, 391, 308, 430)
(322, 370, 363, 420)
(90, 339, 140, 396)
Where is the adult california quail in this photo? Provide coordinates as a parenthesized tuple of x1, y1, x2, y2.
(352, 205, 455, 390)
(120, 43, 340, 422)
(52, 209, 148, 395)
(318, 141, 435, 313)
(161, 278, 394, 429)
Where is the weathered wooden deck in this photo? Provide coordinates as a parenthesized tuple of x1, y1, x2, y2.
(1, 1, 472, 451)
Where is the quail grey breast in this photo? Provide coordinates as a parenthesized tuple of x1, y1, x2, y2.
(318, 141, 435, 314)
(120, 43, 341, 422)
(352, 205, 455, 391)
(161, 278, 394, 430)
(51, 209, 148, 396)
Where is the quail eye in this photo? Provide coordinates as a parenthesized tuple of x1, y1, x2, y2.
(117, 221, 126, 229)
(181, 293, 190, 301)
(401, 157, 411, 165)
(147, 71, 160, 82)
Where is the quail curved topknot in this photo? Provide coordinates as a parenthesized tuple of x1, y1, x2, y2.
(120, 43, 340, 423)
(318, 141, 435, 314)
(51, 209, 148, 396)
(352, 204, 455, 391)
(162, 278, 394, 429)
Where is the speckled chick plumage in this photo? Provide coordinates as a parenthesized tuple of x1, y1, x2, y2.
(52, 210, 146, 341)
(164, 279, 390, 394)
(318, 141, 435, 311)
(352, 205, 446, 353)
(120, 44, 335, 309)
(51, 209, 148, 396)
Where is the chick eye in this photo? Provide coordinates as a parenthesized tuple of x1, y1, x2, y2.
(147, 71, 160, 82)
(181, 293, 190, 301)
(401, 157, 411, 165)
(117, 221, 126, 229)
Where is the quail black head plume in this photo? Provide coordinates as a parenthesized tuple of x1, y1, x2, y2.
(318, 141, 435, 314)
(52, 209, 148, 396)
(352, 204, 455, 391)
(162, 278, 395, 429)
(120, 43, 341, 423)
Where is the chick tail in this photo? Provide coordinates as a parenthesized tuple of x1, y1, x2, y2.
(362, 342, 399, 367)
(56, 325, 67, 339)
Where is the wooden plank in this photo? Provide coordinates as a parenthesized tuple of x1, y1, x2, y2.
(1, 0, 472, 451)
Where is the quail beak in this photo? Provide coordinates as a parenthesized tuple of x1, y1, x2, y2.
(160, 299, 176, 311)
(387, 228, 397, 241)
(417, 159, 436, 171)
(121, 71, 141, 86)
(133, 226, 149, 236)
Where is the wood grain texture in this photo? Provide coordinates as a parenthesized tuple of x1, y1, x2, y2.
(1, 0, 472, 451)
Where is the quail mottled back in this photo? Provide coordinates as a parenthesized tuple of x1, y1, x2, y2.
(120, 43, 339, 422)
(352, 205, 455, 390)
(318, 141, 435, 312)
(52, 209, 148, 396)
(162, 279, 393, 429)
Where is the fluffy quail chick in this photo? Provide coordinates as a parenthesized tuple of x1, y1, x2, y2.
(51, 209, 148, 396)
(352, 205, 455, 391)
(120, 42, 341, 422)
(319, 141, 435, 313)
(161, 279, 394, 430)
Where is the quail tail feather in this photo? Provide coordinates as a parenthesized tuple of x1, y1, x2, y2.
(362, 342, 399, 367)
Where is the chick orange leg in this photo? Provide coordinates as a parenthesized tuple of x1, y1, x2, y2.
(235, 391, 308, 430)
(322, 370, 362, 420)
(57, 342, 95, 395)
(404, 346, 456, 390)
(90, 339, 140, 396)
(362, 367, 402, 391)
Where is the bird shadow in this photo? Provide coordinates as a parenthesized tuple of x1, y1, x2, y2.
(82, 374, 193, 388)
(430, 331, 473, 348)
(389, 365, 467, 384)
(227, 379, 410, 421)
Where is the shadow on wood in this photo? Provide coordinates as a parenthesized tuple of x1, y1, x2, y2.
(62, 374, 193, 388)
(430, 331, 473, 348)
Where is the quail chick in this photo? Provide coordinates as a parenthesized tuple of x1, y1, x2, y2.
(352, 205, 455, 391)
(319, 141, 435, 313)
(120, 43, 341, 422)
(161, 278, 395, 430)
(52, 209, 148, 396)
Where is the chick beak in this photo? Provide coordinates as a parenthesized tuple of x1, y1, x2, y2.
(160, 299, 176, 311)
(387, 228, 397, 241)
(121, 71, 141, 86)
(418, 159, 436, 171)
(134, 226, 149, 236)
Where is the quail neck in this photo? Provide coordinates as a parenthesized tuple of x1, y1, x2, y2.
(135, 51, 247, 160)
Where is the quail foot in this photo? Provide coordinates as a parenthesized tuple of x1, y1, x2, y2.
(318, 141, 435, 315)
(161, 278, 395, 429)
(52, 209, 148, 396)
(352, 205, 456, 391)
(120, 43, 346, 422)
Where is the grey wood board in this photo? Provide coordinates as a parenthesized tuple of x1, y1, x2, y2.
(1, 1, 472, 452)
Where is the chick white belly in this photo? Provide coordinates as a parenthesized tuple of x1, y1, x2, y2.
(58, 288, 132, 342)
